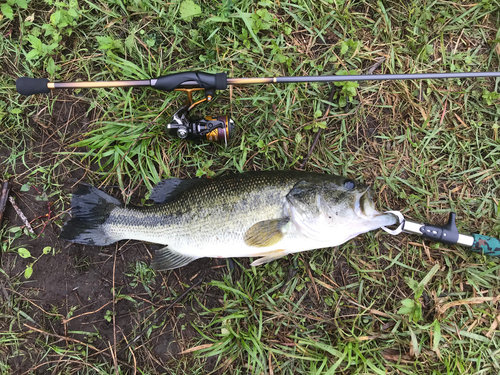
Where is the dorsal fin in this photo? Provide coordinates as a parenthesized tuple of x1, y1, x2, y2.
(149, 178, 208, 204)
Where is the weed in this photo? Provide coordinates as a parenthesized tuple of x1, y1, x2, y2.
(0, 0, 30, 20)
(16, 245, 52, 279)
(73, 255, 91, 271)
(125, 261, 157, 297)
(104, 309, 114, 323)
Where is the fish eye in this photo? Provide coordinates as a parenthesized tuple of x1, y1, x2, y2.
(344, 179, 356, 190)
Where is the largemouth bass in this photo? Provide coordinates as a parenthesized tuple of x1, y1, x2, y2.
(60, 171, 397, 270)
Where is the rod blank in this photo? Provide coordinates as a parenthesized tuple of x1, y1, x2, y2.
(229, 72, 500, 86)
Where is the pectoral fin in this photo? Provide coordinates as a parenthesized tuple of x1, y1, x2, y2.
(250, 249, 288, 266)
(151, 247, 199, 271)
(244, 219, 289, 247)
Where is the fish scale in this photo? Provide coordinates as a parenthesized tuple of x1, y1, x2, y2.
(60, 171, 397, 270)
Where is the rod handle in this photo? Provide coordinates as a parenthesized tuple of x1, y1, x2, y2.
(16, 77, 51, 96)
(470, 234, 500, 257)
(152, 72, 227, 91)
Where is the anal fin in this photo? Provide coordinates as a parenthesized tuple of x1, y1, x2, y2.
(152, 247, 199, 271)
(250, 249, 288, 266)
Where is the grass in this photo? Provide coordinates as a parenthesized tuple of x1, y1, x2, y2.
(1, 0, 500, 373)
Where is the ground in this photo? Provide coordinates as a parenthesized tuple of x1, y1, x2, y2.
(1, 1, 500, 374)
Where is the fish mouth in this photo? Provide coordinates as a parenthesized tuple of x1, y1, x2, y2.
(354, 187, 380, 218)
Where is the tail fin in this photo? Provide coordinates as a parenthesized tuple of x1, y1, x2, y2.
(60, 185, 122, 246)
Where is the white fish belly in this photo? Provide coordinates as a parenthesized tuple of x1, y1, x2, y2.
(110, 221, 364, 259)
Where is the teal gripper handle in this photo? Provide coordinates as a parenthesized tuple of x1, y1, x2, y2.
(471, 234, 500, 257)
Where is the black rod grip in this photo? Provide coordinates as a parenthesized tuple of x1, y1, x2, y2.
(16, 77, 51, 96)
(152, 72, 227, 91)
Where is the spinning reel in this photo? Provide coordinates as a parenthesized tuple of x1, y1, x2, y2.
(16, 70, 500, 142)
(165, 87, 234, 142)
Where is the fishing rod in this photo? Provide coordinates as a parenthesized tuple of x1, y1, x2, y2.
(16, 70, 500, 142)
(385, 211, 500, 257)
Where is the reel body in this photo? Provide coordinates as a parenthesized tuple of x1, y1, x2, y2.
(167, 85, 234, 142)
(166, 106, 234, 142)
